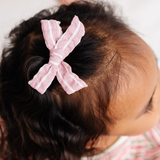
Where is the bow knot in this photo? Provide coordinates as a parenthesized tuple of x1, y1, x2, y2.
(49, 51, 64, 66)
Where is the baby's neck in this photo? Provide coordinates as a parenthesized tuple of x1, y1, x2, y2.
(83, 135, 120, 157)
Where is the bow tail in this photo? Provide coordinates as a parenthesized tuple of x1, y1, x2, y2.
(41, 20, 62, 50)
(28, 64, 57, 94)
(56, 61, 88, 95)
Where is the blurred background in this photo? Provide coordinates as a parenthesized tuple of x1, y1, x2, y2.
(0, 0, 160, 67)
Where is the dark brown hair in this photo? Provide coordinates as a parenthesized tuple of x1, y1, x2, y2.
(0, 1, 140, 159)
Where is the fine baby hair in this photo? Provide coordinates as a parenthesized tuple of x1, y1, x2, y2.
(0, 0, 148, 160)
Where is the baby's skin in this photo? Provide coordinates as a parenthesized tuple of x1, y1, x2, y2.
(59, 0, 77, 5)
(85, 31, 160, 156)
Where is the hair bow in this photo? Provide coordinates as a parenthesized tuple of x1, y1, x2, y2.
(28, 16, 88, 94)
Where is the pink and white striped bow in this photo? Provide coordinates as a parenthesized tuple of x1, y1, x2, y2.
(28, 16, 88, 94)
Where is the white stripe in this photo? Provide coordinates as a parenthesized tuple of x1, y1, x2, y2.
(49, 61, 59, 66)
(48, 21, 55, 46)
(63, 64, 83, 87)
(55, 21, 61, 49)
(51, 52, 63, 59)
(57, 21, 61, 39)
(55, 20, 80, 50)
(62, 20, 80, 51)
(57, 68, 75, 92)
(35, 67, 52, 90)
(55, 31, 65, 49)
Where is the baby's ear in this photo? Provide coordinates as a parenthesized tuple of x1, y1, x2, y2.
(59, 0, 78, 5)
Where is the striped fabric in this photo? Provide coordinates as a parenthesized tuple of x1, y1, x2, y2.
(81, 121, 160, 160)
(28, 16, 87, 94)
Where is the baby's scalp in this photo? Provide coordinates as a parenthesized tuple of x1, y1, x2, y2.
(0, 1, 159, 160)
(108, 34, 160, 135)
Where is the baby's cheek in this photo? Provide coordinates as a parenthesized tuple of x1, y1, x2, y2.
(151, 69, 160, 121)
(152, 88, 160, 122)
(157, 91, 160, 121)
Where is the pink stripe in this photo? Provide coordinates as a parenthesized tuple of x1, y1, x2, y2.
(130, 146, 144, 150)
(28, 64, 50, 88)
(149, 129, 160, 146)
(50, 20, 62, 43)
(29, 64, 57, 94)
(145, 147, 160, 157)
(55, 16, 85, 58)
(41, 20, 62, 50)
(156, 121, 160, 128)
(133, 158, 144, 160)
(116, 147, 128, 160)
(41, 20, 54, 49)
(37, 67, 57, 94)
(56, 62, 87, 94)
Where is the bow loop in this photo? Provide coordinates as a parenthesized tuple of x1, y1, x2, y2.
(41, 20, 62, 50)
(28, 63, 57, 94)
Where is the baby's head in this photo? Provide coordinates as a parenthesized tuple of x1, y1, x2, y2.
(0, 1, 160, 159)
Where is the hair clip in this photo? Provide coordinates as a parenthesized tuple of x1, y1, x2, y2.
(28, 16, 88, 94)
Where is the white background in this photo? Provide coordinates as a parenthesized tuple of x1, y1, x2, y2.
(0, 0, 160, 67)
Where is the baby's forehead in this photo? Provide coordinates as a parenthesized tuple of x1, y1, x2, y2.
(108, 34, 157, 120)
